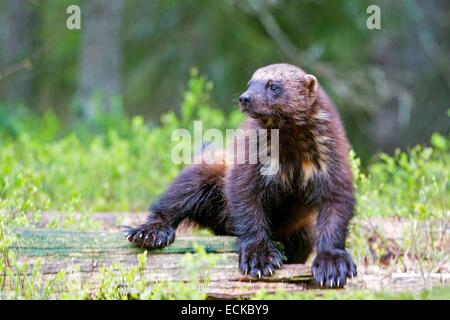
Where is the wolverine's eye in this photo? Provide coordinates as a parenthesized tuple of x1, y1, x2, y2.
(270, 84, 280, 93)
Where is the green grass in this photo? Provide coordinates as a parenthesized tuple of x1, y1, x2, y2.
(253, 285, 450, 300)
(0, 71, 449, 299)
(0, 70, 243, 212)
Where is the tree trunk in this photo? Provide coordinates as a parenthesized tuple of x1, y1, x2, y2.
(0, 0, 37, 104)
(78, 0, 123, 118)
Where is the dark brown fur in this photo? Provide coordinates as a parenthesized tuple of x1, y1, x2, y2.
(126, 64, 357, 287)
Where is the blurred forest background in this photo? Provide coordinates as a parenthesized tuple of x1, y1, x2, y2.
(0, 0, 449, 161)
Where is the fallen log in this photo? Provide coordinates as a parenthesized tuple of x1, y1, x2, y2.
(13, 228, 239, 257)
(9, 228, 313, 299)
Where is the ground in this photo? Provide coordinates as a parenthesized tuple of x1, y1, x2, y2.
(5, 211, 447, 300)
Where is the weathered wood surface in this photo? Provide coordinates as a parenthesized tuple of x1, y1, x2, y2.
(11, 228, 313, 299)
(11, 219, 449, 299)
(13, 228, 239, 256)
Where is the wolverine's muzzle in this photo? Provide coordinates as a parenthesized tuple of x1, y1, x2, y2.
(239, 93, 252, 104)
(239, 92, 253, 112)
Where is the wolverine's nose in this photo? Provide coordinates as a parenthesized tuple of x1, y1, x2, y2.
(239, 93, 252, 104)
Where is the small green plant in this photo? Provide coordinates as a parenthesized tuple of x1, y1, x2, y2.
(92, 244, 217, 300)
(347, 134, 449, 285)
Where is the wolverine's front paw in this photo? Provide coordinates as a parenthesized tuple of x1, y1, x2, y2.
(239, 241, 283, 278)
(126, 223, 175, 249)
(312, 249, 357, 288)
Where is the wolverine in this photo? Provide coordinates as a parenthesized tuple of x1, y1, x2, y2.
(126, 63, 357, 287)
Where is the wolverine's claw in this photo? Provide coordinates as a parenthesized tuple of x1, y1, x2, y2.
(127, 223, 175, 249)
(239, 243, 283, 281)
(312, 249, 357, 289)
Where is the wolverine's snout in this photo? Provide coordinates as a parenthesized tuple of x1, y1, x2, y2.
(239, 92, 252, 104)
(239, 92, 254, 113)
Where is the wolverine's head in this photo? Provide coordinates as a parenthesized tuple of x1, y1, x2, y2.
(239, 64, 318, 121)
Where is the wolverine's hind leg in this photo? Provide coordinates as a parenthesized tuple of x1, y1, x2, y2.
(126, 162, 230, 248)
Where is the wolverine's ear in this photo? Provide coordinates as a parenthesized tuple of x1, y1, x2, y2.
(301, 74, 318, 95)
